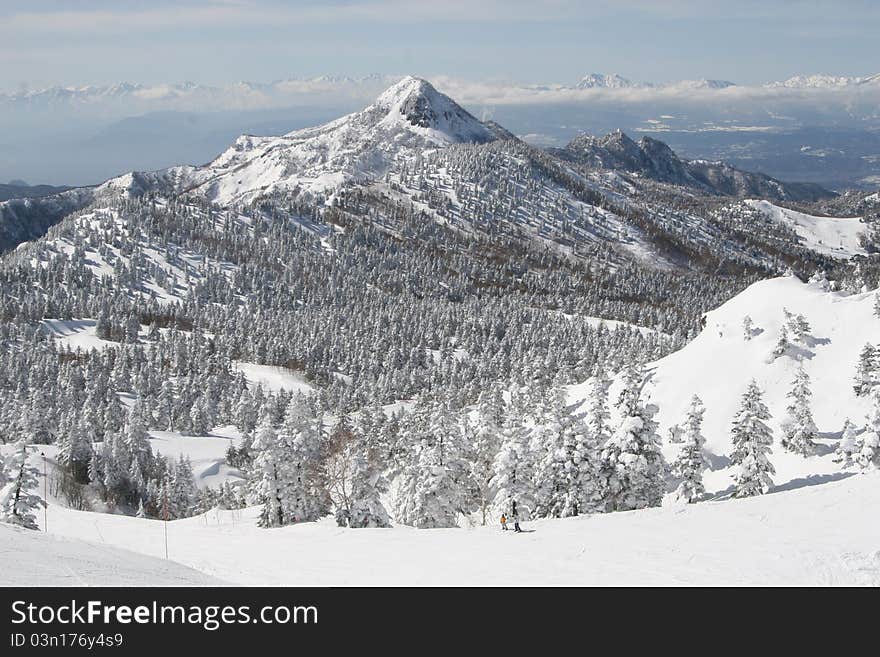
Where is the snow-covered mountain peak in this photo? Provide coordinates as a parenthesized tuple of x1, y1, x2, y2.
(368, 75, 496, 143)
(576, 73, 638, 89)
(126, 76, 500, 204)
(374, 75, 432, 108)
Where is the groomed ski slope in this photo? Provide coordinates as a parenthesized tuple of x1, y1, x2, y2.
(15, 470, 880, 586)
(0, 523, 222, 586)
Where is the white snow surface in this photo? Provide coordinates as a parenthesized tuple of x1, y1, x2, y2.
(231, 361, 315, 394)
(19, 469, 880, 585)
(42, 319, 118, 351)
(149, 427, 244, 490)
(0, 522, 222, 586)
(745, 199, 866, 258)
(571, 276, 877, 494)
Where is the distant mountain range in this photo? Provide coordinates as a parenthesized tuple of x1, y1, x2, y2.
(764, 73, 880, 88)
(575, 73, 736, 90)
(4, 71, 879, 110)
(0, 181, 72, 202)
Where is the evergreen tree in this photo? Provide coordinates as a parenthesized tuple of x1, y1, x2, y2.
(600, 365, 665, 511)
(347, 435, 391, 528)
(0, 440, 46, 530)
(587, 369, 612, 441)
(490, 415, 535, 521)
(833, 419, 859, 467)
(853, 389, 880, 470)
(250, 419, 289, 527)
(772, 325, 790, 360)
(781, 366, 817, 456)
(853, 344, 878, 396)
(533, 390, 598, 518)
(470, 387, 504, 525)
(278, 396, 330, 523)
(125, 399, 153, 477)
(168, 456, 197, 518)
(671, 395, 708, 503)
(730, 380, 775, 497)
(394, 401, 471, 529)
(57, 413, 93, 483)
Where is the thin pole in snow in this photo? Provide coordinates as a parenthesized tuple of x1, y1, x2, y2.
(162, 488, 169, 560)
(41, 452, 47, 533)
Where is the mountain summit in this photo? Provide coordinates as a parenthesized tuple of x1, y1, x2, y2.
(370, 76, 497, 142)
(158, 76, 500, 203)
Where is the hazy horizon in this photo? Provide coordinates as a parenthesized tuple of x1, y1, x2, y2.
(2, 1, 879, 90)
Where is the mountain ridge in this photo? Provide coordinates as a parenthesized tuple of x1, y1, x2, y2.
(559, 129, 834, 202)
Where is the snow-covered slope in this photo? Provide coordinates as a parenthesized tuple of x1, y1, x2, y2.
(0, 522, 222, 586)
(745, 199, 866, 258)
(26, 470, 880, 585)
(158, 76, 498, 204)
(570, 276, 877, 493)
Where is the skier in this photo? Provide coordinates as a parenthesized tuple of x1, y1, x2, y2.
(500, 513, 508, 531)
(513, 513, 522, 533)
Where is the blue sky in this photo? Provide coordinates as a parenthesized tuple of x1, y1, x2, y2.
(2, 0, 878, 90)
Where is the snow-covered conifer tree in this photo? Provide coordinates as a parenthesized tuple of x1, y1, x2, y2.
(853, 390, 880, 470)
(853, 343, 878, 396)
(533, 390, 598, 518)
(278, 396, 330, 523)
(347, 435, 391, 528)
(471, 388, 504, 524)
(0, 440, 46, 530)
(600, 365, 665, 512)
(532, 412, 568, 518)
(57, 413, 93, 483)
(730, 380, 775, 497)
(671, 395, 708, 503)
(491, 415, 535, 521)
(833, 419, 859, 467)
(787, 312, 810, 343)
(586, 369, 611, 446)
(169, 456, 197, 518)
(781, 367, 817, 456)
(772, 325, 790, 359)
(125, 399, 153, 477)
(250, 418, 290, 527)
